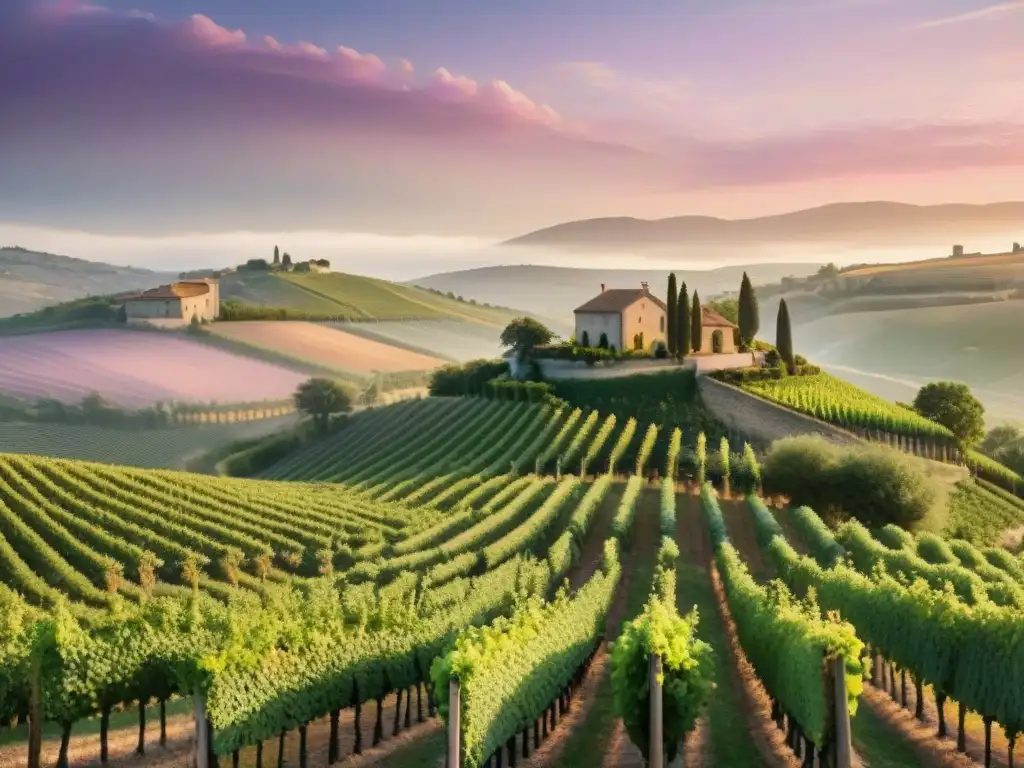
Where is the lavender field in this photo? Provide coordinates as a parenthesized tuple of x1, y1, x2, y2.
(0, 329, 307, 407)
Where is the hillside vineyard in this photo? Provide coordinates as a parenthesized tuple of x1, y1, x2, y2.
(1, 396, 1023, 768)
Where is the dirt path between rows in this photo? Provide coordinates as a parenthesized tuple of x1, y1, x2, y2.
(0, 690, 433, 768)
(593, 487, 663, 768)
(677, 490, 805, 768)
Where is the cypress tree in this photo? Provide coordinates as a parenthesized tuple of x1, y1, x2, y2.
(776, 298, 795, 374)
(666, 273, 677, 355)
(691, 291, 703, 352)
(738, 272, 760, 349)
(273, 245, 280, 265)
(677, 283, 690, 359)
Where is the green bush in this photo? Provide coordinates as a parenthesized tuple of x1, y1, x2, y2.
(483, 378, 554, 402)
(429, 359, 509, 397)
(711, 364, 820, 386)
(761, 436, 934, 529)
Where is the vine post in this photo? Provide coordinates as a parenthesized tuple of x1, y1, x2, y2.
(649, 653, 664, 768)
(194, 692, 209, 768)
(447, 679, 461, 768)
(832, 656, 852, 768)
(27, 655, 42, 768)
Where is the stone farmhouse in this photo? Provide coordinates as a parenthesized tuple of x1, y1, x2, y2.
(573, 282, 738, 354)
(123, 277, 221, 328)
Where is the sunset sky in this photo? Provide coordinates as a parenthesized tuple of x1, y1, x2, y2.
(2, 0, 1022, 238)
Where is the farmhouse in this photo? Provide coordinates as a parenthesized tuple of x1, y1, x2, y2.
(294, 259, 331, 274)
(574, 283, 666, 352)
(123, 278, 221, 328)
(573, 283, 739, 354)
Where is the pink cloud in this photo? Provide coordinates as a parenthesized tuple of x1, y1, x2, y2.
(2, 2, 1024, 235)
(336, 44, 387, 81)
(179, 14, 246, 48)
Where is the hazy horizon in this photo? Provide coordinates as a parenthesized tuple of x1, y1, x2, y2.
(4, 222, 1022, 283)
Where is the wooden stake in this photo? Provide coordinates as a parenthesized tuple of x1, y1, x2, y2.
(650, 654, 664, 768)
(447, 680, 461, 768)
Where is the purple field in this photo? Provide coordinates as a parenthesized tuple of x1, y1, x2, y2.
(0, 330, 307, 407)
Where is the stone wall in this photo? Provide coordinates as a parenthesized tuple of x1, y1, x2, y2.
(697, 375, 862, 448)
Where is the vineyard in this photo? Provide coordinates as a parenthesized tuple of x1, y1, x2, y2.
(740, 373, 955, 443)
(0, 395, 1021, 768)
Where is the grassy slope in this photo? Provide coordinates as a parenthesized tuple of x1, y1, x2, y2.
(0, 416, 299, 469)
(221, 270, 521, 326)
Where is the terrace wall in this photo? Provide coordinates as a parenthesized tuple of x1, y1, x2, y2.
(696, 375, 862, 448)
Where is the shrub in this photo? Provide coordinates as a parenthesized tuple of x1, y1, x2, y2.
(761, 436, 842, 517)
(429, 359, 509, 396)
(830, 446, 934, 529)
(654, 341, 668, 359)
(761, 436, 935, 529)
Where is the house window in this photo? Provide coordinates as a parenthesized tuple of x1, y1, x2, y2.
(660, 317, 665, 332)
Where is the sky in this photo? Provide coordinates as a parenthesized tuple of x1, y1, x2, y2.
(1, 0, 1023, 245)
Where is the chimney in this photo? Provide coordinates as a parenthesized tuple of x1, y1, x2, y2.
(640, 281, 649, 292)
(600, 283, 606, 293)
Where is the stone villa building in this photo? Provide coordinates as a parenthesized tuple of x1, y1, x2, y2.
(123, 277, 221, 328)
(573, 283, 738, 354)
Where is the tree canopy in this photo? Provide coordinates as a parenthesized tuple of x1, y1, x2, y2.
(666, 273, 678, 356)
(499, 317, 554, 359)
(775, 298, 794, 374)
(294, 378, 353, 432)
(690, 291, 703, 353)
(677, 282, 690, 358)
(737, 272, 760, 349)
(912, 381, 986, 447)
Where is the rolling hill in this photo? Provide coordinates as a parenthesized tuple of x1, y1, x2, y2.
(409, 263, 822, 320)
(504, 201, 1024, 250)
(0, 247, 174, 317)
(218, 269, 527, 327)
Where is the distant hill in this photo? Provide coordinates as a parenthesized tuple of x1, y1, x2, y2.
(504, 201, 1024, 250)
(409, 263, 823, 321)
(0, 247, 173, 318)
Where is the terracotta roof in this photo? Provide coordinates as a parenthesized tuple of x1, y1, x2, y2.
(701, 307, 737, 328)
(574, 288, 667, 314)
(126, 282, 211, 301)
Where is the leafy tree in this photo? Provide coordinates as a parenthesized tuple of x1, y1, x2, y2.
(738, 272, 760, 349)
(294, 378, 353, 432)
(912, 382, 986, 447)
(690, 291, 703, 353)
(282, 252, 292, 267)
(500, 317, 553, 361)
(775, 298, 795, 374)
(666, 273, 677, 356)
(677, 283, 690, 359)
(273, 245, 280, 266)
(981, 423, 1021, 456)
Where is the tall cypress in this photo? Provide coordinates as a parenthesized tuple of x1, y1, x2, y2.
(738, 272, 760, 349)
(273, 245, 280, 266)
(677, 282, 690, 359)
(666, 273, 678, 355)
(691, 291, 703, 353)
(776, 298, 795, 373)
